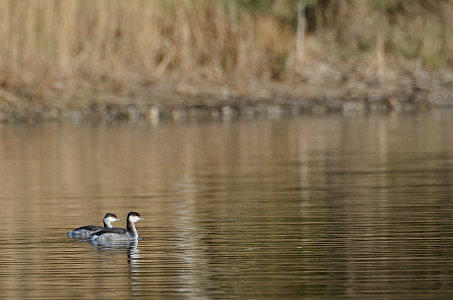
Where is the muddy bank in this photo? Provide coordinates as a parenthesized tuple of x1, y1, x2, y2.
(0, 78, 452, 123)
(2, 0, 453, 123)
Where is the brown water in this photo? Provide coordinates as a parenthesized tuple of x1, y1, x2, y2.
(1, 111, 453, 299)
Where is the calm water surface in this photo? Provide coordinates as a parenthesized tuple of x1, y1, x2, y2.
(1, 111, 453, 298)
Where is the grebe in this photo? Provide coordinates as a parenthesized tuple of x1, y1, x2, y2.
(67, 213, 120, 239)
(90, 212, 143, 244)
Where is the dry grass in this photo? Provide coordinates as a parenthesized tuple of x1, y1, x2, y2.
(0, 0, 293, 91)
(0, 0, 452, 101)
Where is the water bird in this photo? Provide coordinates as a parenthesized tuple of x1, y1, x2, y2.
(67, 213, 120, 239)
(90, 212, 143, 244)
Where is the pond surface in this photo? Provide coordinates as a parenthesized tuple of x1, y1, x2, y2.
(1, 111, 453, 298)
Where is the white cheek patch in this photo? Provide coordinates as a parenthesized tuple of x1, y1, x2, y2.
(130, 215, 142, 223)
(104, 217, 118, 226)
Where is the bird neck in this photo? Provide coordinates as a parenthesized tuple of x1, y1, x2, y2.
(127, 220, 138, 239)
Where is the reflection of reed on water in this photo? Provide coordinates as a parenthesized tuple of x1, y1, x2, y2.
(1, 114, 453, 298)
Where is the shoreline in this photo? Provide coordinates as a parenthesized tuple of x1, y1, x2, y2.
(0, 79, 452, 123)
(2, 1, 453, 123)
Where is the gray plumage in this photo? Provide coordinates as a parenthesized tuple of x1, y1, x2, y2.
(67, 213, 120, 239)
(90, 212, 143, 244)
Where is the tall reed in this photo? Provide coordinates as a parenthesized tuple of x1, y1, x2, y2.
(0, 0, 452, 96)
(0, 0, 293, 89)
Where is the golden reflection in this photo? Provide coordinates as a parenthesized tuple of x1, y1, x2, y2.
(0, 112, 453, 297)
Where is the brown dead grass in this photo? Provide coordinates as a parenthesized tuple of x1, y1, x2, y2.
(0, 0, 452, 104)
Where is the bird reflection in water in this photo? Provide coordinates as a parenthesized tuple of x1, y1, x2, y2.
(91, 240, 142, 296)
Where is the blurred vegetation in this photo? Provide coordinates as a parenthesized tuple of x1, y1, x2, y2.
(0, 0, 452, 98)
